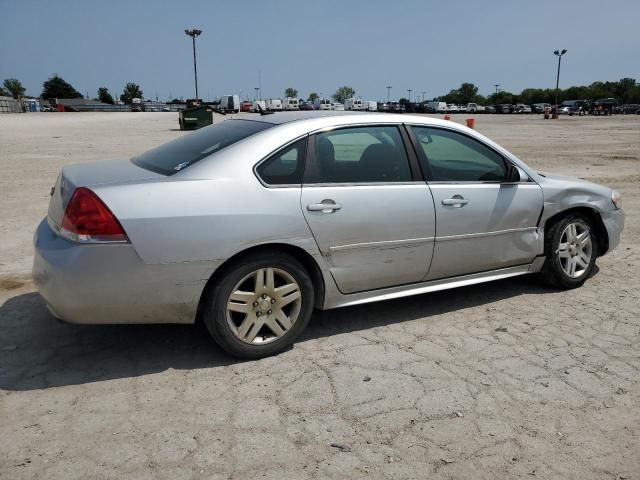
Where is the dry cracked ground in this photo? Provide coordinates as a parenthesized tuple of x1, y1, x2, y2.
(1, 113, 639, 479)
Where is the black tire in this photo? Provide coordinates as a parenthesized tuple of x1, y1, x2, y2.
(540, 212, 598, 289)
(202, 252, 315, 359)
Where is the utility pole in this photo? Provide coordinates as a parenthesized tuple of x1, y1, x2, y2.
(184, 29, 203, 101)
(553, 49, 567, 119)
(386, 86, 392, 103)
(254, 87, 259, 101)
(421, 91, 426, 102)
(408, 89, 412, 102)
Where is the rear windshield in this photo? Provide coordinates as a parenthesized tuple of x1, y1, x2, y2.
(132, 119, 272, 175)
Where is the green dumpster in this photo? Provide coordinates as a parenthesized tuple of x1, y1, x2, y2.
(179, 105, 214, 130)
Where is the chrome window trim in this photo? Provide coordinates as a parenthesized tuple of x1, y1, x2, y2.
(303, 181, 427, 188)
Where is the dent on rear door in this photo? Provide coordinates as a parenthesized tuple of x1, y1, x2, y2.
(301, 184, 436, 294)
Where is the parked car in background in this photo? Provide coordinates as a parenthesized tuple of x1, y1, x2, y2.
(466, 103, 486, 113)
(283, 97, 299, 111)
(345, 98, 364, 110)
(569, 100, 589, 116)
(389, 102, 404, 113)
(332, 103, 345, 111)
(425, 101, 447, 113)
(377, 102, 390, 112)
(532, 103, 551, 113)
(447, 104, 459, 113)
(299, 101, 314, 111)
(33, 112, 624, 359)
(240, 101, 253, 113)
(514, 104, 532, 113)
(498, 104, 512, 113)
(251, 100, 267, 112)
(265, 99, 283, 112)
(485, 105, 496, 114)
(364, 100, 377, 111)
(558, 106, 571, 115)
(219, 95, 240, 114)
(621, 104, 640, 114)
(590, 98, 617, 116)
(314, 98, 333, 110)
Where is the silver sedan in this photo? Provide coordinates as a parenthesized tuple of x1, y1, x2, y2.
(33, 112, 625, 358)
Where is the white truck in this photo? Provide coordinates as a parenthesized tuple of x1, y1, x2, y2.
(219, 95, 240, 113)
(364, 101, 377, 111)
(426, 101, 447, 113)
(283, 97, 299, 110)
(345, 98, 364, 110)
(251, 100, 267, 112)
(313, 98, 333, 110)
(465, 103, 486, 113)
(265, 98, 283, 111)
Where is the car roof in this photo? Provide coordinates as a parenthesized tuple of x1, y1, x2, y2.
(229, 111, 466, 133)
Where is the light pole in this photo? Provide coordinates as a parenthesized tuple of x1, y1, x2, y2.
(494, 83, 500, 99)
(386, 86, 392, 103)
(254, 87, 259, 101)
(553, 49, 567, 119)
(421, 91, 426, 102)
(184, 29, 202, 101)
(407, 89, 412, 102)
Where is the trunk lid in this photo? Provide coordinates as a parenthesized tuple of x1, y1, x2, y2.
(48, 158, 163, 229)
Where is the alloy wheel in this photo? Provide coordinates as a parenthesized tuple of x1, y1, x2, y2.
(557, 222, 592, 278)
(226, 268, 302, 345)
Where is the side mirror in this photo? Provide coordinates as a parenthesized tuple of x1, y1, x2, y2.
(507, 165, 521, 182)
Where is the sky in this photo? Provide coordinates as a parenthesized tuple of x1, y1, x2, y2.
(1, 0, 639, 102)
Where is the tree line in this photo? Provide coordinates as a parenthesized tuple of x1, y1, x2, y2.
(0, 75, 144, 105)
(435, 78, 640, 105)
(2, 75, 639, 107)
(281, 86, 356, 103)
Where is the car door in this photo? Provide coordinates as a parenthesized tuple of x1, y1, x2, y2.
(408, 125, 544, 280)
(300, 125, 436, 294)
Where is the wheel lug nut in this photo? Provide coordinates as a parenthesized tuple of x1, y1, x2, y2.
(267, 310, 272, 315)
(270, 298, 276, 304)
(253, 301, 258, 307)
(256, 312, 262, 317)
(262, 294, 267, 299)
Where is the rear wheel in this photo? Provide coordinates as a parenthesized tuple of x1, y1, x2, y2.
(202, 252, 314, 359)
(540, 213, 598, 289)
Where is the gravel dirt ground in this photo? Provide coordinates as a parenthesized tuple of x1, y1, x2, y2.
(0, 112, 638, 479)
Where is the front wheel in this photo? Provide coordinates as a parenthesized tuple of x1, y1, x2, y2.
(540, 213, 598, 289)
(202, 252, 315, 359)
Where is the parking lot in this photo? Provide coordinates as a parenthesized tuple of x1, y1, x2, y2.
(1, 112, 639, 479)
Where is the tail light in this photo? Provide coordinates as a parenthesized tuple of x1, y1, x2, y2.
(60, 187, 128, 243)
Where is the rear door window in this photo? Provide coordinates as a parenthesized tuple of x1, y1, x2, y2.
(132, 119, 272, 175)
(304, 126, 412, 184)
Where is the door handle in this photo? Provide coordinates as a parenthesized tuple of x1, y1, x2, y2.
(307, 200, 342, 212)
(442, 196, 468, 207)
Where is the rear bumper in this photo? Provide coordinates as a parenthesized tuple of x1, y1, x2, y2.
(32, 219, 210, 325)
(602, 208, 625, 254)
